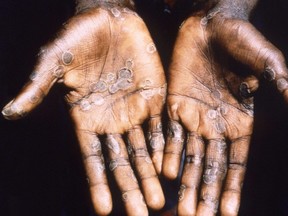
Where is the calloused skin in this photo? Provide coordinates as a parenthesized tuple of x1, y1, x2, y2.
(162, 0, 288, 215)
(2, 3, 166, 216)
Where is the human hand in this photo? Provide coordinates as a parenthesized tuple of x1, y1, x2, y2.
(162, 0, 288, 215)
(2, 2, 166, 215)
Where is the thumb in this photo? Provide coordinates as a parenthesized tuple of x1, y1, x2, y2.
(2, 41, 69, 120)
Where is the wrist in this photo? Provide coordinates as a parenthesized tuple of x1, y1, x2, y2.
(75, 0, 135, 14)
(213, 0, 258, 20)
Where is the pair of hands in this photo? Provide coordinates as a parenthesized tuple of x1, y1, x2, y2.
(2, 1, 288, 215)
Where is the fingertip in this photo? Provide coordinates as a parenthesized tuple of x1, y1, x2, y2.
(2, 82, 46, 120)
(123, 190, 149, 216)
(177, 190, 197, 216)
(162, 167, 178, 180)
(2, 100, 26, 120)
(220, 191, 240, 216)
(154, 162, 162, 175)
(90, 185, 113, 216)
(162, 156, 180, 180)
(197, 202, 216, 216)
(2, 106, 14, 120)
(142, 178, 165, 210)
(151, 152, 163, 175)
(146, 193, 165, 211)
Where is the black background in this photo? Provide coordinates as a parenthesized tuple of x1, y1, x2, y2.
(0, 0, 288, 215)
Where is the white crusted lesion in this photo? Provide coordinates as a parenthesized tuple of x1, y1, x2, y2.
(277, 78, 288, 92)
(29, 71, 38, 81)
(140, 89, 156, 100)
(140, 84, 167, 100)
(80, 99, 92, 111)
(202, 194, 219, 213)
(53, 65, 65, 78)
(89, 61, 134, 95)
(178, 184, 187, 201)
(146, 42, 157, 54)
(91, 137, 102, 153)
(201, 8, 221, 26)
(62, 51, 74, 65)
(90, 94, 105, 106)
(125, 58, 134, 69)
(149, 133, 165, 150)
(89, 80, 108, 93)
(106, 73, 117, 84)
(168, 121, 184, 144)
(207, 105, 228, 134)
(107, 135, 121, 154)
(110, 7, 121, 17)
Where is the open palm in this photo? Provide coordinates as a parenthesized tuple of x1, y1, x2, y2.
(162, 1, 288, 215)
(2, 6, 166, 216)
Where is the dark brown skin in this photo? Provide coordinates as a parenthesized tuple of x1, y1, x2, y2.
(162, 0, 288, 215)
(2, 0, 288, 215)
(1, 1, 166, 215)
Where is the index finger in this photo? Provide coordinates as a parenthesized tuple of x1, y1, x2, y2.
(76, 129, 113, 215)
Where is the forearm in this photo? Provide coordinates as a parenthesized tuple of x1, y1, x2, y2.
(214, 0, 259, 19)
(75, 0, 135, 13)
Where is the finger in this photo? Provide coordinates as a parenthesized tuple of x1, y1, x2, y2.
(2, 42, 72, 120)
(220, 135, 251, 216)
(76, 129, 112, 215)
(225, 72, 259, 99)
(2, 11, 94, 120)
(147, 115, 165, 174)
(213, 18, 288, 99)
(177, 132, 205, 216)
(197, 138, 227, 216)
(163, 120, 185, 180)
(239, 75, 259, 99)
(1, 71, 56, 120)
(128, 126, 165, 210)
(106, 134, 148, 216)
